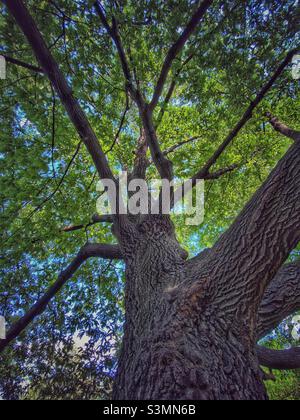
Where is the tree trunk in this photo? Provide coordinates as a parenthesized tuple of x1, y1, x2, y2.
(112, 216, 268, 400)
(113, 140, 300, 400)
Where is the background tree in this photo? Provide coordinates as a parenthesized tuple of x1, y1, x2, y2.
(0, 0, 299, 400)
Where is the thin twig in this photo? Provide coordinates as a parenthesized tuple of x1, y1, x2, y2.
(1, 54, 44, 73)
(105, 94, 130, 154)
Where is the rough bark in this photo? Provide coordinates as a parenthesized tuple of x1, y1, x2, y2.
(149, 0, 213, 111)
(113, 140, 300, 400)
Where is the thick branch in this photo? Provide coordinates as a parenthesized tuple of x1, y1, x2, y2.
(191, 50, 297, 182)
(0, 243, 122, 354)
(93, 0, 173, 182)
(257, 346, 300, 370)
(266, 112, 300, 142)
(155, 53, 195, 127)
(258, 260, 300, 340)
(196, 139, 300, 328)
(149, 0, 213, 111)
(3, 0, 114, 183)
(132, 129, 149, 180)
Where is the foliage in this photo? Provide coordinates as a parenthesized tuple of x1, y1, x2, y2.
(0, 0, 299, 399)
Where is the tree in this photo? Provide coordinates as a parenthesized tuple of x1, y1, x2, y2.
(0, 0, 299, 400)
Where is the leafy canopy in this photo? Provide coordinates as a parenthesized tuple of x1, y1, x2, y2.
(0, 0, 299, 399)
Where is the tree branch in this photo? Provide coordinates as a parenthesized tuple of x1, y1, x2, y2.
(155, 79, 176, 128)
(195, 138, 300, 330)
(149, 0, 213, 111)
(266, 112, 300, 143)
(50, 84, 57, 179)
(31, 141, 83, 215)
(1, 54, 44, 73)
(203, 163, 239, 180)
(2, 0, 115, 184)
(155, 53, 195, 127)
(94, 0, 171, 184)
(61, 214, 114, 233)
(141, 107, 175, 180)
(258, 260, 300, 340)
(257, 346, 300, 370)
(0, 242, 123, 354)
(94, 1, 183, 181)
(105, 94, 130, 154)
(190, 50, 297, 182)
(146, 135, 203, 169)
(163, 135, 203, 156)
(155, 1, 241, 127)
(94, 1, 132, 86)
(132, 129, 149, 180)
(92, 214, 114, 224)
